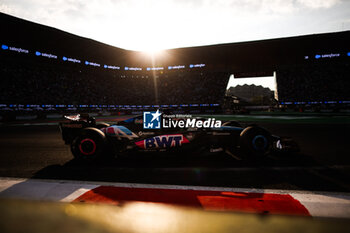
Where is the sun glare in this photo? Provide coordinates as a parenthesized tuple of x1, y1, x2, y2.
(142, 48, 164, 56)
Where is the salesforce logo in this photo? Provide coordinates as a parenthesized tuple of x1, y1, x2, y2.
(62, 56, 68, 61)
(1, 45, 9, 50)
(85, 61, 89, 65)
(189, 64, 194, 68)
(315, 54, 321, 59)
(35, 51, 41, 56)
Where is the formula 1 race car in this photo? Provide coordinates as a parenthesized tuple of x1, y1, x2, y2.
(59, 114, 297, 162)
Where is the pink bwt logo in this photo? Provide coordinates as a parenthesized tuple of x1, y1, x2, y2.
(135, 134, 189, 149)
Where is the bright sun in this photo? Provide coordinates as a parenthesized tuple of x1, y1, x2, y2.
(143, 48, 164, 56)
(138, 40, 166, 56)
(137, 40, 166, 55)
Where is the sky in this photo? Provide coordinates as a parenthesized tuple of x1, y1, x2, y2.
(0, 0, 349, 90)
(0, 0, 349, 52)
(227, 75, 276, 91)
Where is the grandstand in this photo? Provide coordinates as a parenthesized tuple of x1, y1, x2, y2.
(0, 12, 349, 116)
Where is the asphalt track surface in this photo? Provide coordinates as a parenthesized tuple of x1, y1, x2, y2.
(0, 121, 349, 192)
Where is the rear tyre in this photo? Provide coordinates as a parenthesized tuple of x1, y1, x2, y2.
(71, 127, 106, 161)
(239, 126, 272, 159)
(96, 122, 110, 129)
(222, 120, 242, 127)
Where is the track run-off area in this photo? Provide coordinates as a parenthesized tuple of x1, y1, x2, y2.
(1, 177, 350, 218)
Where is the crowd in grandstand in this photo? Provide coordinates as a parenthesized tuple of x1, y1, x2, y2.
(2, 56, 349, 115)
(0, 59, 230, 106)
(276, 62, 350, 102)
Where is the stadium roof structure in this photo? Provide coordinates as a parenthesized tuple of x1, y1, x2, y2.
(1, 12, 349, 76)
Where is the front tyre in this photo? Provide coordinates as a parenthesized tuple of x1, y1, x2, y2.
(239, 126, 272, 159)
(71, 127, 106, 161)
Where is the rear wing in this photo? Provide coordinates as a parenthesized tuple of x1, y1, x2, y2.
(59, 114, 95, 144)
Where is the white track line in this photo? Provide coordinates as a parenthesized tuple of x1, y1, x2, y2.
(1, 176, 350, 195)
(0, 122, 59, 127)
(152, 165, 350, 172)
(0, 177, 98, 202)
(291, 193, 350, 218)
(1, 177, 350, 218)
